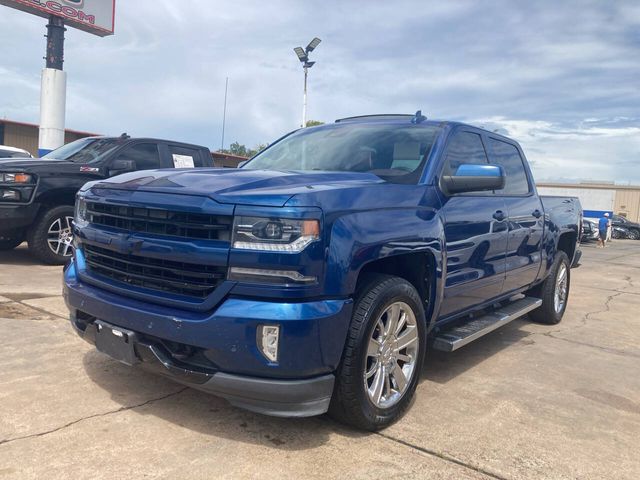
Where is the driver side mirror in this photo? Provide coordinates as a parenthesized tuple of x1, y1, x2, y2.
(109, 159, 136, 176)
(441, 164, 505, 195)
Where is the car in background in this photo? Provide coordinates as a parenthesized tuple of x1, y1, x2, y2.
(0, 135, 213, 263)
(0, 145, 33, 158)
(610, 214, 640, 240)
(581, 219, 599, 242)
(611, 224, 633, 240)
(582, 218, 633, 241)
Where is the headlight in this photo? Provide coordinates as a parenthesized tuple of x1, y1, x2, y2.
(0, 173, 33, 183)
(232, 216, 320, 253)
(79, 180, 98, 193)
(74, 197, 89, 229)
(0, 173, 34, 202)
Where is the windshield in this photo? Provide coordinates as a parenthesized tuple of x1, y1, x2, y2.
(243, 123, 441, 184)
(42, 137, 124, 164)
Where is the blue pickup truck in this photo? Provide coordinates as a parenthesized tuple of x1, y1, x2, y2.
(64, 113, 581, 430)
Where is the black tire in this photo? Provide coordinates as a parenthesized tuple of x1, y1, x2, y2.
(27, 205, 75, 265)
(528, 251, 570, 325)
(329, 274, 426, 430)
(612, 229, 623, 240)
(0, 235, 23, 251)
(628, 229, 640, 240)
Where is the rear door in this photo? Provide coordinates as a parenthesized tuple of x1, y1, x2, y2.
(438, 129, 508, 318)
(487, 136, 543, 291)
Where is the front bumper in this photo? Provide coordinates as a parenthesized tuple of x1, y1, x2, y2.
(64, 259, 353, 417)
(71, 318, 335, 416)
(0, 202, 40, 233)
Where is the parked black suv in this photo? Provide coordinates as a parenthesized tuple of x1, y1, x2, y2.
(0, 135, 213, 264)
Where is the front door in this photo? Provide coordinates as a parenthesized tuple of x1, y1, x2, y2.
(438, 130, 508, 318)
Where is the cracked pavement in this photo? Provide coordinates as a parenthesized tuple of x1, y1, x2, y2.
(0, 241, 639, 479)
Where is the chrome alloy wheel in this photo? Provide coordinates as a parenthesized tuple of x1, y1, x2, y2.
(47, 216, 74, 257)
(364, 301, 419, 409)
(554, 263, 568, 314)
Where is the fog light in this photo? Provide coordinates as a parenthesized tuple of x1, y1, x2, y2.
(258, 324, 280, 363)
(1, 189, 20, 201)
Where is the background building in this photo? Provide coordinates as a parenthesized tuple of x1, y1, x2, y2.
(0, 119, 96, 156)
(537, 182, 640, 222)
(210, 152, 248, 168)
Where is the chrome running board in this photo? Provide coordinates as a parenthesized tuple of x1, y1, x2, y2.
(432, 297, 542, 352)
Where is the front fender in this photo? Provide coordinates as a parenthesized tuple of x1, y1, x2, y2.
(324, 206, 445, 311)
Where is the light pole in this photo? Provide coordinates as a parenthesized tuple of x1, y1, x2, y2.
(293, 37, 321, 127)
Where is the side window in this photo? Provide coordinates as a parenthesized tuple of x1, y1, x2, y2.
(116, 143, 161, 171)
(168, 145, 203, 168)
(442, 131, 488, 176)
(488, 139, 530, 195)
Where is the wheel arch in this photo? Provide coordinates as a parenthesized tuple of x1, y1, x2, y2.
(557, 231, 577, 264)
(35, 188, 77, 211)
(356, 251, 438, 328)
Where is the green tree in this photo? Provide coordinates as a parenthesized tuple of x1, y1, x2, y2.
(226, 141, 248, 157)
(218, 141, 269, 158)
(305, 120, 324, 127)
(248, 143, 269, 157)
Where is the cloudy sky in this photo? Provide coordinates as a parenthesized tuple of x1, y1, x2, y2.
(1, 0, 639, 183)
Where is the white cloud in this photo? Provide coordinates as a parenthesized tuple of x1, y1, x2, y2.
(475, 116, 640, 183)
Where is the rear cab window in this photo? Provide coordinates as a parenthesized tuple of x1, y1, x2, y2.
(487, 138, 531, 195)
(168, 145, 205, 168)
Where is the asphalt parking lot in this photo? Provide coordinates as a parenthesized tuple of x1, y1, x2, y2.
(0, 241, 639, 479)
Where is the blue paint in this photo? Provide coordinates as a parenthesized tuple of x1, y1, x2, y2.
(583, 209, 613, 219)
(37, 148, 52, 157)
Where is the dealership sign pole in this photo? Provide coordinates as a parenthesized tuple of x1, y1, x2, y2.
(39, 14, 66, 157)
(0, 0, 115, 156)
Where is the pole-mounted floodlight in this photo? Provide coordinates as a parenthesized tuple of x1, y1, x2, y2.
(306, 37, 321, 53)
(293, 47, 307, 62)
(293, 37, 321, 127)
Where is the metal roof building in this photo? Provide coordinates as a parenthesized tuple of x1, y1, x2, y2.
(0, 119, 96, 157)
(537, 182, 640, 222)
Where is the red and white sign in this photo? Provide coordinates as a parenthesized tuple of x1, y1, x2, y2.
(0, 0, 115, 36)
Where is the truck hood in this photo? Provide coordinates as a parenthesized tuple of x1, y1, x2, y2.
(0, 157, 87, 173)
(88, 168, 387, 207)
